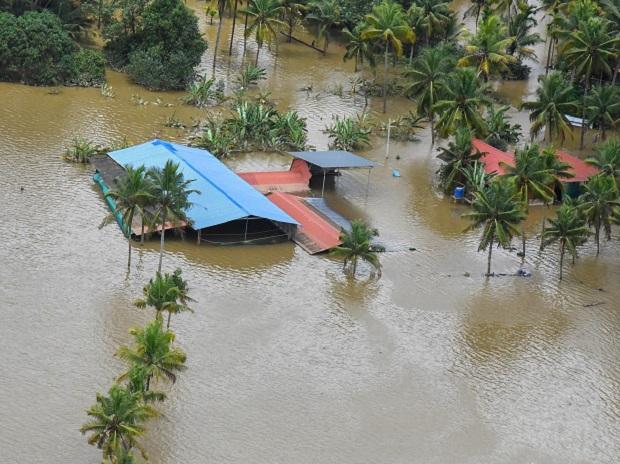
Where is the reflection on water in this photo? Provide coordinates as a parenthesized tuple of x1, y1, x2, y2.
(1, 1, 620, 463)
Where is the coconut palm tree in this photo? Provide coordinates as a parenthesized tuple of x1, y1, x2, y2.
(134, 270, 194, 328)
(342, 24, 376, 72)
(407, 0, 452, 45)
(241, 0, 286, 65)
(506, 1, 542, 61)
(331, 220, 382, 277)
(362, 0, 415, 113)
(560, 17, 620, 148)
(212, 0, 231, 74)
(433, 67, 491, 138)
(280, 0, 305, 42)
(522, 71, 579, 143)
(542, 203, 589, 280)
(578, 174, 620, 254)
(403, 45, 454, 144)
(147, 160, 198, 273)
(80, 384, 156, 460)
(463, 178, 526, 276)
(103, 446, 137, 464)
(102, 165, 155, 270)
(485, 105, 522, 151)
(458, 15, 516, 81)
(306, 0, 341, 54)
(464, 0, 491, 30)
(228, 0, 240, 56)
(117, 319, 187, 391)
(436, 127, 479, 192)
(586, 138, 620, 178)
(585, 85, 620, 141)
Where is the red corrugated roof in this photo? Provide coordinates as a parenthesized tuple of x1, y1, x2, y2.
(267, 192, 342, 254)
(238, 159, 311, 193)
(472, 139, 598, 183)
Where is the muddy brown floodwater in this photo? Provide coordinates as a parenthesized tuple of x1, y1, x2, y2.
(1, 2, 619, 463)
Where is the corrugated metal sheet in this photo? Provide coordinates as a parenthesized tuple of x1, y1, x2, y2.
(107, 140, 297, 229)
(238, 159, 311, 193)
(289, 151, 376, 169)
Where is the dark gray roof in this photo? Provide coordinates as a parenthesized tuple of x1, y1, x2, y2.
(289, 151, 376, 169)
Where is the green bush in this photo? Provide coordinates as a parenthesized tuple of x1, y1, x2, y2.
(68, 48, 106, 86)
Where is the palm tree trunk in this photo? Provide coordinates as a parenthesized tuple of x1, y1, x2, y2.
(141, 215, 145, 245)
(430, 113, 435, 145)
(383, 41, 389, 113)
(228, 0, 239, 56)
(255, 44, 260, 66)
(158, 211, 166, 273)
(324, 34, 329, 55)
(595, 221, 600, 255)
(521, 226, 526, 263)
(352, 257, 357, 276)
(167, 311, 172, 329)
(539, 214, 546, 250)
(487, 236, 494, 276)
(212, 8, 224, 75)
(579, 75, 590, 149)
(243, 13, 249, 51)
(127, 237, 132, 270)
(409, 45, 414, 65)
(288, 19, 293, 42)
(612, 56, 619, 85)
(559, 241, 565, 280)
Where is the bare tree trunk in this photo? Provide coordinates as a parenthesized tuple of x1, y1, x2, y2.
(243, 13, 249, 51)
(383, 41, 389, 113)
(228, 0, 239, 56)
(212, 7, 224, 75)
(141, 215, 145, 245)
(487, 236, 494, 276)
(255, 44, 260, 66)
(580, 75, 590, 149)
(127, 236, 132, 270)
(167, 311, 172, 329)
(559, 241, 565, 280)
(521, 226, 526, 263)
(158, 211, 166, 273)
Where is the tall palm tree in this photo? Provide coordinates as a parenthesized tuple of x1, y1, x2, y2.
(542, 203, 589, 280)
(280, 0, 305, 42)
(80, 384, 156, 460)
(436, 127, 479, 192)
(560, 17, 620, 148)
(522, 71, 579, 143)
(463, 178, 526, 276)
(212, 0, 231, 74)
(134, 270, 194, 328)
(331, 220, 382, 277)
(403, 45, 453, 143)
(585, 84, 620, 141)
(362, 0, 415, 113)
(102, 165, 154, 270)
(228, 0, 240, 56)
(433, 67, 491, 138)
(586, 138, 620, 178)
(241, 0, 285, 65)
(147, 160, 197, 273)
(117, 319, 187, 391)
(407, 0, 452, 45)
(458, 15, 516, 81)
(342, 24, 376, 72)
(306, 0, 341, 54)
(578, 174, 620, 254)
(464, 0, 491, 30)
(507, 1, 542, 61)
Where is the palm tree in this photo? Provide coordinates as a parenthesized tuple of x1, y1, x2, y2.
(134, 270, 194, 328)
(342, 24, 375, 72)
(407, 0, 452, 45)
(362, 0, 415, 113)
(433, 67, 491, 138)
(500, 144, 554, 260)
(228, 0, 240, 56)
(403, 45, 453, 143)
(212, 0, 231, 74)
(241, 0, 285, 65)
(464, 0, 491, 30)
(462, 161, 496, 195)
(522, 71, 579, 143)
(560, 17, 620, 148)
(542, 203, 589, 280)
(458, 15, 516, 81)
(306, 0, 341, 54)
(117, 319, 187, 391)
(507, 1, 542, 60)
(80, 384, 156, 460)
(586, 138, 620, 178)
(579, 174, 620, 254)
(147, 160, 197, 273)
(102, 165, 154, 270)
(103, 446, 137, 464)
(280, 0, 305, 42)
(331, 220, 382, 277)
(436, 127, 479, 192)
(463, 178, 526, 276)
(585, 85, 620, 141)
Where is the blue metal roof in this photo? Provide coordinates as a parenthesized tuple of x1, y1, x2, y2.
(108, 140, 297, 229)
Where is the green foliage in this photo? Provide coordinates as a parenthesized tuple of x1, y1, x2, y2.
(331, 220, 382, 277)
(236, 64, 267, 89)
(68, 48, 106, 86)
(325, 115, 371, 150)
(436, 127, 478, 192)
(134, 269, 194, 328)
(585, 85, 620, 140)
(484, 105, 522, 151)
(240, 0, 286, 63)
(407, 0, 454, 45)
(586, 138, 620, 178)
(578, 174, 620, 254)
(462, 161, 495, 195)
(500, 144, 555, 207)
(63, 137, 104, 163)
(182, 75, 219, 107)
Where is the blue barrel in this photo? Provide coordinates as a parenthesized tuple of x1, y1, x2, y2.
(454, 186, 465, 199)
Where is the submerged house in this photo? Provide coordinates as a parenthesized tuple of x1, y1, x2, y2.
(93, 139, 298, 244)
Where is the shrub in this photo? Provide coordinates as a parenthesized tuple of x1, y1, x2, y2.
(325, 115, 371, 150)
(68, 48, 106, 86)
(63, 138, 105, 163)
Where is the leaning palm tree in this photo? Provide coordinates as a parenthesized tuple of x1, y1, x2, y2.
(342, 24, 376, 72)
(542, 203, 589, 280)
(559, 17, 620, 148)
(331, 220, 382, 277)
(458, 15, 517, 81)
(80, 384, 156, 460)
(586, 138, 620, 178)
(521, 71, 579, 143)
(403, 45, 454, 143)
(102, 165, 155, 270)
(362, 0, 415, 113)
(241, 0, 286, 65)
(436, 127, 479, 192)
(117, 319, 187, 391)
(306, 0, 341, 54)
(463, 178, 526, 276)
(578, 174, 620, 254)
(433, 67, 491, 138)
(585, 85, 620, 141)
(147, 160, 198, 273)
(134, 270, 193, 328)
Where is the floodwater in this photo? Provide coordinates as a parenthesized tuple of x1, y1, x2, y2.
(1, 2, 619, 463)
